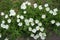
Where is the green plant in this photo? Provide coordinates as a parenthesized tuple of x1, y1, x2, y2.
(0, 0, 60, 40)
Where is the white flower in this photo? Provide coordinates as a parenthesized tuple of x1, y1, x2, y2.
(41, 33, 46, 40)
(31, 22, 35, 26)
(45, 7, 50, 11)
(25, 1, 29, 4)
(17, 15, 20, 18)
(41, 36, 46, 40)
(23, 11, 27, 14)
(24, 19, 29, 22)
(23, 2, 26, 5)
(30, 33, 34, 37)
(7, 19, 11, 23)
(49, 10, 53, 14)
(2, 20, 5, 24)
(0, 33, 2, 38)
(36, 26, 40, 30)
(35, 34, 39, 39)
(44, 3, 48, 7)
(4, 38, 9, 40)
(35, 19, 39, 24)
(38, 22, 42, 26)
(29, 18, 34, 22)
(5, 14, 8, 19)
(1, 12, 5, 16)
(5, 25, 9, 29)
(29, 27, 32, 31)
(56, 22, 60, 26)
(32, 29, 37, 33)
(33, 36, 37, 39)
(39, 32, 42, 36)
(1, 24, 9, 29)
(17, 19, 20, 23)
(1, 23, 4, 28)
(51, 20, 55, 24)
(39, 27, 44, 32)
(24, 19, 30, 26)
(18, 22, 23, 26)
(33, 34, 39, 39)
(42, 33, 46, 37)
(33, 3, 38, 8)
(9, 9, 16, 16)
(53, 8, 58, 12)
(21, 3, 26, 10)
(25, 22, 30, 26)
(39, 32, 46, 40)
(41, 14, 46, 19)
(27, 2, 31, 5)
(20, 15, 24, 20)
(53, 12, 57, 16)
(24, 1, 31, 5)
(38, 5, 43, 10)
